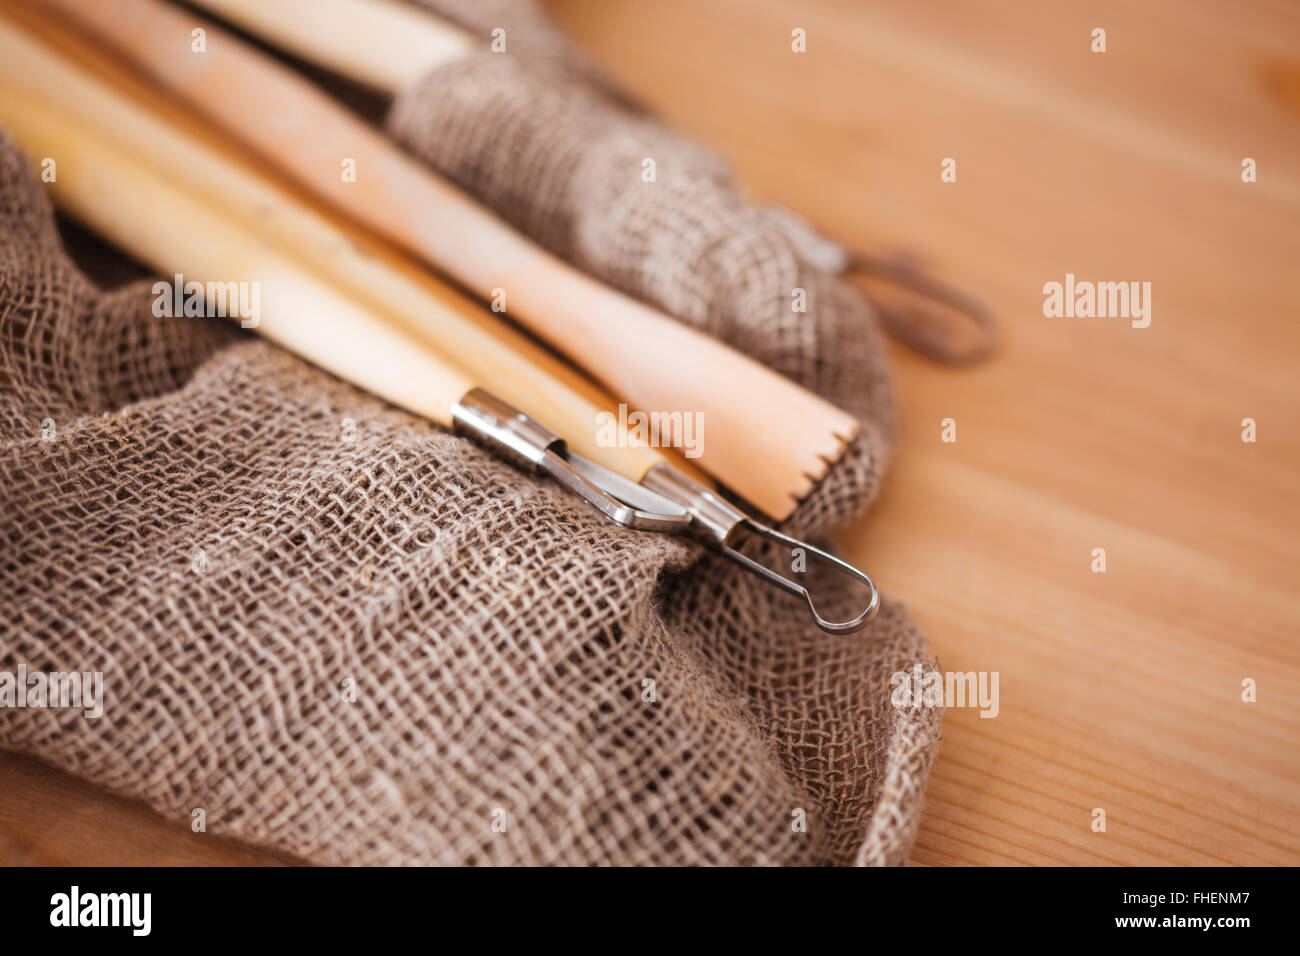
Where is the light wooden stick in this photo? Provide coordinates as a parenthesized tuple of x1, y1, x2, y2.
(36, 0, 858, 519)
(189, 0, 471, 92)
(0, 88, 474, 427)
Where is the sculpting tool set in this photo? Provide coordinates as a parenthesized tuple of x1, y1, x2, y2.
(0, 0, 880, 633)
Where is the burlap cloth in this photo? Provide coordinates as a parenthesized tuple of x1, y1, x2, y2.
(0, 0, 942, 865)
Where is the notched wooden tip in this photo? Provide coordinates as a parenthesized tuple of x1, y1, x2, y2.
(770, 414, 858, 516)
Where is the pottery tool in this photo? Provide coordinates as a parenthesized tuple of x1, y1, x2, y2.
(36, 0, 861, 521)
(190, 0, 999, 367)
(0, 14, 878, 632)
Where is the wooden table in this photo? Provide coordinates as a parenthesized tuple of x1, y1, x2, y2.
(2, 0, 1296, 865)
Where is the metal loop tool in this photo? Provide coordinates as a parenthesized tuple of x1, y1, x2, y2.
(453, 389, 880, 635)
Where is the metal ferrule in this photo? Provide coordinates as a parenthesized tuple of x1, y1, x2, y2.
(451, 388, 560, 472)
(640, 462, 747, 546)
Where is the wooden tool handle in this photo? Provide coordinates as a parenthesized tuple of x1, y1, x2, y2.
(188, 0, 470, 93)
(0, 9, 682, 485)
(0, 83, 474, 427)
(36, 0, 858, 518)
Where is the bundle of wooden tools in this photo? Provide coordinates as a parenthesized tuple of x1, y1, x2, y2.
(0, 0, 887, 632)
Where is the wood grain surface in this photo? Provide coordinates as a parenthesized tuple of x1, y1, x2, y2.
(1, 0, 1297, 866)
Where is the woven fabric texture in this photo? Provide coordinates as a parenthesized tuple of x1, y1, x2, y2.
(0, 2, 941, 866)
